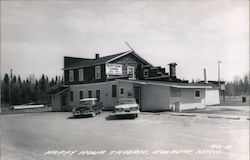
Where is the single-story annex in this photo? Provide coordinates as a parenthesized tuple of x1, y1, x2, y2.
(49, 50, 220, 112)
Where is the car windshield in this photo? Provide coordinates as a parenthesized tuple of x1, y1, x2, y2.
(80, 100, 93, 107)
(118, 99, 136, 105)
(76, 106, 90, 110)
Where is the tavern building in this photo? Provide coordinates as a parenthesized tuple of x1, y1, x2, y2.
(49, 50, 220, 112)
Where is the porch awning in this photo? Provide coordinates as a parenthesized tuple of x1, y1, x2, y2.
(48, 85, 69, 95)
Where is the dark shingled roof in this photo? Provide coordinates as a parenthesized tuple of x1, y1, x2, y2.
(64, 50, 132, 70)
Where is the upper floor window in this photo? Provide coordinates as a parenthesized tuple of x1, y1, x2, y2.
(127, 66, 135, 79)
(95, 65, 101, 79)
(78, 69, 84, 81)
(194, 89, 201, 98)
(143, 69, 149, 78)
(69, 70, 74, 82)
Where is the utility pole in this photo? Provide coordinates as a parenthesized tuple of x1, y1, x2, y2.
(9, 69, 13, 111)
(218, 61, 221, 89)
(218, 61, 222, 101)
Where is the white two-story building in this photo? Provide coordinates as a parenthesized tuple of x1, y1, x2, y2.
(49, 50, 219, 112)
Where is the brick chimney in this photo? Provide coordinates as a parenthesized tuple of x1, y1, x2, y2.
(95, 53, 100, 59)
(169, 63, 177, 78)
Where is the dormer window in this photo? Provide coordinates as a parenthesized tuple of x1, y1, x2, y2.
(69, 70, 74, 82)
(78, 69, 84, 81)
(95, 65, 101, 79)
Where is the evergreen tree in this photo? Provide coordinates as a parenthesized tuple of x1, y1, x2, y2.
(55, 76, 58, 84)
(33, 80, 39, 103)
(12, 75, 17, 84)
(25, 78, 32, 103)
(242, 74, 249, 95)
(1, 73, 63, 105)
(1, 73, 10, 103)
(50, 78, 55, 87)
(39, 74, 48, 93)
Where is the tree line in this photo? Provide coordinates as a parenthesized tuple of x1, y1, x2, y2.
(225, 74, 249, 96)
(1, 73, 63, 106)
(1, 72, 249, 106)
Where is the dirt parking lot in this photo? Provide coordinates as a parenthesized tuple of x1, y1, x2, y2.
(1, 110, 249, 160)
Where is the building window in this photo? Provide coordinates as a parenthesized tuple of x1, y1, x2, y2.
(52, 95, 55, 100)
(80, 91, 83, 99)
(112, 85, 117, 97)
(127, 66, 135, 79)
(120, 88, 124, 95)
(69, 70, 74, 82)
(96, 90, 100, 101)
(194, 90, 201, 98)
(88, 90, 92, 98)
(78, 69, 84, 81)
(143, 69, 149, 78)
(70, 91, 73, 101)
(127, 91, 132, 98)
(170, 87, 181, 97)
(95, 65, 101, 79)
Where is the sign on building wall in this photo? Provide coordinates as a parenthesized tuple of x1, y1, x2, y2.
(220, 84, 225, 90)
(106, 64, 123, 75)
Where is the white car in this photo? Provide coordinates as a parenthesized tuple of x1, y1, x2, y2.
(114, 98, 140, 118)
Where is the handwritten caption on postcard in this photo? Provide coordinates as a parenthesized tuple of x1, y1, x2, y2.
(43, 145, 232, 156)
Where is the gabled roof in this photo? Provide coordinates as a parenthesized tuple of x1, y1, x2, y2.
(63, 50, 130, 70)
(63, 50, 151, 70)
(107, 51, 152, 65)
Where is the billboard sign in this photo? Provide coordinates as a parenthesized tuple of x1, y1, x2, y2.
(106, 64, 123, 75)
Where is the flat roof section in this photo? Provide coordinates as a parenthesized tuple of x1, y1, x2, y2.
(116, 79, 213, 89)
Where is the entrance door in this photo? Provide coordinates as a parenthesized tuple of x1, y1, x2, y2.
(96, 90, 100, 102)
(61, 94, 66, 106)
(134, 87, 141, 110)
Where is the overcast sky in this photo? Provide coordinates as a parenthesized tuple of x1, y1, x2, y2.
(1, 0, 249, 81)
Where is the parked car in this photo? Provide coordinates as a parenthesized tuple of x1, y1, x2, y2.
(114, 98, 140, 118)
(72, 98, 103, 118)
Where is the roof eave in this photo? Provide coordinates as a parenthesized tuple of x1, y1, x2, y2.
(62, 62, 106, 70)
(173, 86, 212, 89)
(116, 79, 213, 88)
(107, 50, 152, 66)
(106, 50, 132, 63)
